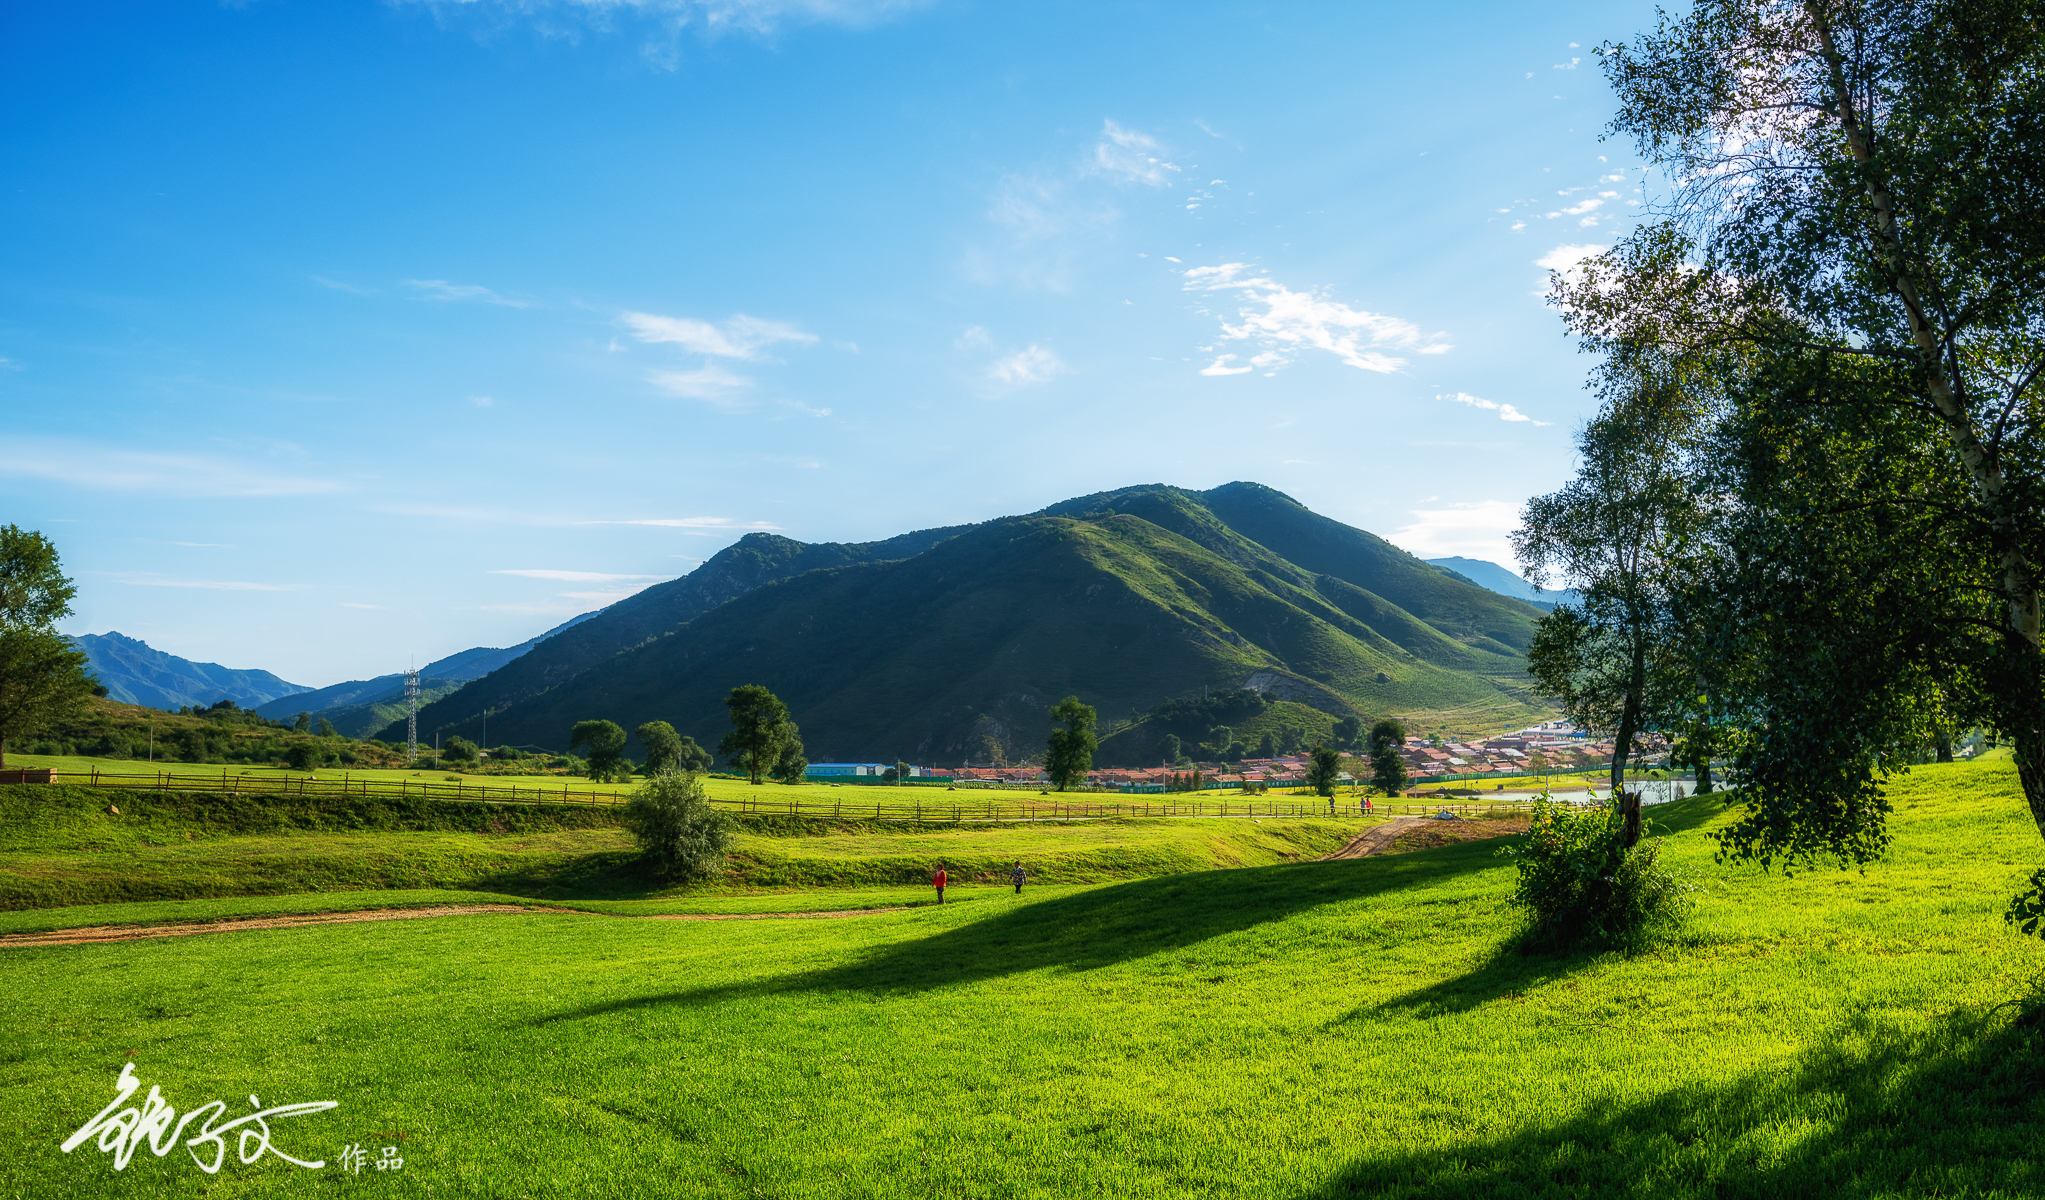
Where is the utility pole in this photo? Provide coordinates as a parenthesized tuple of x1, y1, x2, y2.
(405, 667, 420, 764)
(482, 708, 490, 760)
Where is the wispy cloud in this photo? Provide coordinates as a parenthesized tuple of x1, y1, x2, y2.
(1092, 120, 1178, 187)
(489, 569, 669, 582)
(624, 311, 818, 406)
(340, 602, 383, 609)
(310, 275, 376, 296)
(404, 278, 530, 307)
(111, 575, 305, 592)
(0, 440, 341, 497)
(647, 363, 756, 402)
(987, 345, 1066, 387)
(1183, 264, 1449, 375)
(1441, 391, 1551, 426)
(621, 312, 816, 359)
(392, 0, 929, 50)
(1388, 500, 1524, 564)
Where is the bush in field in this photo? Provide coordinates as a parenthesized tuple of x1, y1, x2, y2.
(443, 736, 479, 763)
(1497, 796, 1689, 950)
(285, 741, 326, 771)
(622, 772, 736, 883)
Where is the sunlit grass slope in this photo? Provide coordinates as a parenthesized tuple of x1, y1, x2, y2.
(0, 783, 1369, 909)
(2, 762, 2041, 1197)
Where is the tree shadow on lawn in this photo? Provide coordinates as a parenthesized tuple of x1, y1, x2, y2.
(534, 837, 1521, 1023)
(1301, 1005, 2045, 1199)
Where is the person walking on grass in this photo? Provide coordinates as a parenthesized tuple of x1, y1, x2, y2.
(933, 862, 948, 905)
(1010, 861, 1027, 895)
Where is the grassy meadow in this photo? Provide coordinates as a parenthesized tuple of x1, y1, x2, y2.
(0, 781, 1370, 910)
(2, 762, 2042, 1197)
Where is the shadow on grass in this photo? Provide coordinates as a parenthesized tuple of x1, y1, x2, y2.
(468, 851, 663, 902)
(1302, 1007, 2045, 1199)
(534, 838, 1516, 1023)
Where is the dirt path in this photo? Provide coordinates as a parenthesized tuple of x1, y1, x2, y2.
(0, 903, 916, 949)
(1318, 817, 1429, 860)
(1319, 815, 1533, 861)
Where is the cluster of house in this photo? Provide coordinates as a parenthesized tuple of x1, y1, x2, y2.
(1395, 721, 1650, 781)
(808, 722, 1658, 793)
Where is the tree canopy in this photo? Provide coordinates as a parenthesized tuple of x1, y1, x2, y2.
(1045, 696, 1098, 792)
(718, 684, 795, 786)
(0, 527, 93, 768)
(1536, 0, 2045, 891)
(570, 719, 632, 783)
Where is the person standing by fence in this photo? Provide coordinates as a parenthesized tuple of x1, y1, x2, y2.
(1010, 861, 1026, 895)
(933, 862, 948, 905)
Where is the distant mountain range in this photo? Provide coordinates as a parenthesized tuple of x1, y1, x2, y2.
(247, 612, 600, 737)
(1426, 556, 1580, 610)
(71, 632, 311, 710)
(71, 614, 599, 736)
(383, 482, 1555, 765)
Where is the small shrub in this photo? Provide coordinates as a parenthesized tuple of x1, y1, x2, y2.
(1496, 796, 1689, 950)
(443, 736, 480, 764)
(285, 741, 325, 772)
(622, 773, 736, 884)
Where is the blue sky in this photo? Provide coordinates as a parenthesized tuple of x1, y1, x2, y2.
(2, 0, 1653, 687)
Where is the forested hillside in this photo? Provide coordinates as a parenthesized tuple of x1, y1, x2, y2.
(394, 484, 1548, 765)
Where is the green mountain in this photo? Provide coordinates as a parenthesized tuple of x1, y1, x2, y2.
(383, 524, 971, 747)
(387, 483, 1550, 765)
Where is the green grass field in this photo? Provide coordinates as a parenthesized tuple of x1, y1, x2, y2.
(3, 762, 2042, 1197)
(0, 782, 1372, 909)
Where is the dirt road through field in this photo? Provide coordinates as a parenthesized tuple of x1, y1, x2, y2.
(1318, 818, 1428, 860)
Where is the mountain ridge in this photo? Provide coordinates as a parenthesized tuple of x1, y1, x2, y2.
(71, 632, 309, 711)
(384, 483, 1550, 764)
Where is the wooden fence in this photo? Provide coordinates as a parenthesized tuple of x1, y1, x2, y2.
(30, 769, 1540, 822)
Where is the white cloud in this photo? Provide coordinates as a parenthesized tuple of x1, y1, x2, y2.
(1182, 263, 1449, 375)
(647, 363, 755, 403)
(404, 279, 530, 307)
(340, 602, 383, 609)
(0, 440, 341, 497)
(624, 312, 817, 407)
(1388, 500, 1524, 564)
(1559, 198, 1603, 215)
(1441, 391, 1552, 426)
(1200, 355, 1252, 376)
(621, 311, 816, 360)
(471, 395, 495, 407)
(1554, 57, 1581, 69)
(1092, 120, 1179, 187)
(1535, 243, 1609, 291)
(390, 0, 928, 46)
(489, 569, 669, 582)
(987, 345, 1066, 387)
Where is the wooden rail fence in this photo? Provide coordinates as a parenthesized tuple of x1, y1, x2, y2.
(27, 769, 1541, 823)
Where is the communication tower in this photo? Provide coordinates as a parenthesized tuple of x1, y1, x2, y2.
(405, 667, 421, 763)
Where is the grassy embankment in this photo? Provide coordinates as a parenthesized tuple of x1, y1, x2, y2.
(0, 782, 1370, 912)
(1, 762, 2040, 1197)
